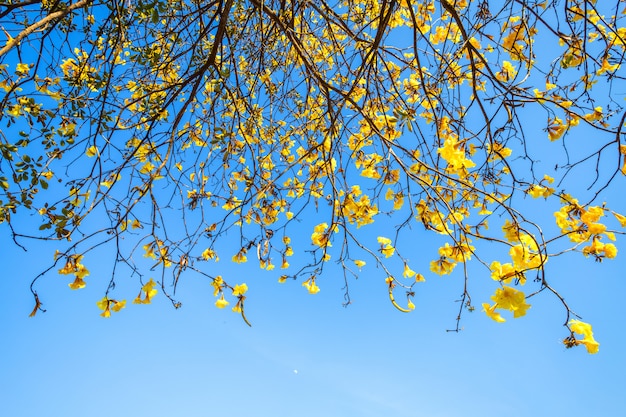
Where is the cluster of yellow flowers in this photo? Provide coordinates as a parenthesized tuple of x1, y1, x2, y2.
(96, 297, 126, 318)
(339, 185, 379, 227)
(58, 254, 90, 290)
(311, 223, 332, 248)
(143, 239, 172, 267)
(377, 236, 395, 258)
(302, 276, 320, 294)
(482, 286, 531, 323)
(133, 278, 158, 304)
(211, 276, 249, 317)
(564, 320, 600, 354)
(435, 116, 476, 178)
(429, 240, 474, 276)
(555, 197, 619, 261)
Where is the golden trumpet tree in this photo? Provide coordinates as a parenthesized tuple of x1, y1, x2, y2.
(1, 0, 625, 353)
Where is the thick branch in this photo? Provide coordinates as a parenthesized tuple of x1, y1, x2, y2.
(0, 0, 92, 59)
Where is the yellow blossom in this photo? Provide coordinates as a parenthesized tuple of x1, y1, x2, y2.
(86, 145, 98, 157)
(613, 211, 626, 227)
(490, 286, 531, 318)
(16, 62, 30, 75)
(232, 283, 248, 296)
(430, 258, 456, 275)
(201, 248, 219, 261)
(596, 57, 620, 75)
(354, 259, 366, 270)
(232, 250, 247, 263)
(402, 263, 416, 278)
(311, 222, 331, 247)
(482, 303, 506, 323)
(376, 236, 395, 258)
(215, 295, 229, 308)
(68, 277, 86, 290)
(134, 278, 158, 304)
(112, 300, 126, 312)
(496, 61, 517, 82)
(583, 107, 603, 123)
(302, 277, 320, 294)
(603, 243, 618, 258)
(547, 117, 567, 141)
(210, 276, 224, 296)
(96, 297, 125, 317)
(567, 319, 600, 354)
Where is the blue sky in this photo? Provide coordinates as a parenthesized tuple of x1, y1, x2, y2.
(2, 199, 625, 417)
(2, 2, 626, 416)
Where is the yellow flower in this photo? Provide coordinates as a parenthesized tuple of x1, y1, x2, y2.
(527, 184, 551, 198)
(134, 278, 158, 304)
(215, 295, 229, 308)
(60, 58, 78, 77)
(613, 211, 626, 227)
(377, 236, 395, 258)
(111, 300, 126, 312)
(596, 56, 619, 75)
(68, 277, 86, 290)
(402, 263, 416, 278)
(7, 104, 22, 117)
(490, 261, 521, 284)
(96, 297, 125, 317)
(74, 263, 90, 279)
(496, 61, 517, 82)
(491, 286, 530, 318)
(211, 276, 224, 296)
(232, 250, 247, 263)
(579, 338, 600, 354)
(86, 145, 98, 157)
(430, 258, 456, 275)
(201, 248, 218, 261)
(570, 320, 593, 339)
(604, 243, 617, 258)
(354, 259, 366, 270)
(311, 223, 331, 247)
(41, 171, 54, 180)
(380, 244, 395, 258)
(307, 282, 320, 294)
(482, 303, 506, 323)
(16, 62, 30, 75)
(302, 277, 320, 294)
(232, 283, 248, 296)
(568, 319, 600, 354)
(143, 243, 157, 259)
(547, 117, 567, 141)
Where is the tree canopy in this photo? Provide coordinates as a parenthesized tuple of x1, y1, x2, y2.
(1, 0, 625, 353)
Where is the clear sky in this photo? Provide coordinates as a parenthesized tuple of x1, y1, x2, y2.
(2, 2, 626, 417)
(2, 190, 625, 417)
